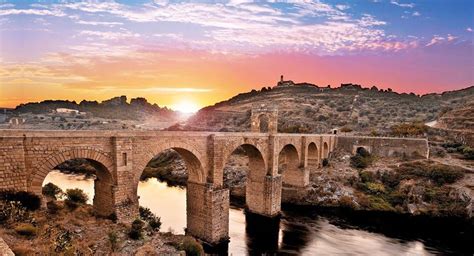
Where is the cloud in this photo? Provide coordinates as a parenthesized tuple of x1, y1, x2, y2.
(467, 27, 473, 32)
(76, 20, 123, 27)
(412, 11, 420, 16)
(390, 1, 415, 8)
(0, 8, 65, 17)
(426, 35, 444, 46)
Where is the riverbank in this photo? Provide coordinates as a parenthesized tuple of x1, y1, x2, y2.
(0, 202, 200, 255)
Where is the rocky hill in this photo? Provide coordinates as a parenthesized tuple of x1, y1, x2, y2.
(176, 82, 474, 134)
(12, 96, 176, 121)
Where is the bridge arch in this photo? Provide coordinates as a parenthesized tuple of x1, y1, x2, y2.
(134, 141, 207, 185)
(307, 142, 319, 168)
(223, 143, 268, 214)
(322, 142, 329, 159)
(278, 144, 302, 187)
(29, 148, 115, 217)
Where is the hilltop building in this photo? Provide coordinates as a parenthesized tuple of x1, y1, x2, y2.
(277, 75, 295, 87)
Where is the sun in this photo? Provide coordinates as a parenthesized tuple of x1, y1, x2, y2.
(173, 100, 200, 114)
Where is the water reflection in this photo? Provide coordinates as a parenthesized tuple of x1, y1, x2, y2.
(44, 172, 472, 255)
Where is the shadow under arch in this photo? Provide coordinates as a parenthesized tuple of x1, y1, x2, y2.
(278, 144, 302, 187)
(307, 142, 319, 168)
(30, 148, 115, 217)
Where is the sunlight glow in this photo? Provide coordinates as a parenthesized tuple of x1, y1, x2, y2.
(173, 100, 200, 113)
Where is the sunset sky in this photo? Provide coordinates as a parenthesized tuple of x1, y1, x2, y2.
(0, 0, 473, 110)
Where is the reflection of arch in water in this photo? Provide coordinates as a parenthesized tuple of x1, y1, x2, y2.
(307, 142, 319, 168)
(278, 144, 302, 187)
(31, 148, 115, 217)
(245, 211, 280, 255)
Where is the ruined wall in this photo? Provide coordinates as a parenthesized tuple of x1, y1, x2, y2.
(336, 136, 429, 158)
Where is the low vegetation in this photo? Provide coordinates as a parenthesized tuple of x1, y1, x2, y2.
(128, 219, 145, 240)
(351, 160, 469, 217)
(139, 206, 162, 231)
(42, 182, 63, 200)
(14, 223, 38, 237)
(350, 147, 373, 169)
(176, 237, 205, 256)
(0, 190, 41, 211)
(64, 189, 88, 210)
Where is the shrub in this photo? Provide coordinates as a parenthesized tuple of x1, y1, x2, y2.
(128, 219, 144, 240)
(339, 196, 356, 209)
(54, 230, 73, 252)
(0, 201, 30, 224)
(362, 182, 386, 195)
(350, 148, 373, 169)
(42, 182, 63, 200)
(179, 237, 204, 256)
(15, 223, 38, 237)
(359, 171, 375, 183)
(108, 231, 119, 252)
(367, 196, 394, 211)
(64, 189, 88, 210)
(340, 126, 353, 133)
(139, 206, 162, 231)
(462, 147, 474, 160)
(380, 171, 401, 189)
(396, 161, 465, 186)
(0, 190, 41, 211)
(322, 158, 329, 167)
(390, 122, 427, 137)
(47, 200, 62, 214)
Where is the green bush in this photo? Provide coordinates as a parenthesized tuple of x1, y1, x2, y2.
(367, 196, 394, 211)
(42, 182, 63, 200)
(359, 171, 375, 183)
(360, 182, 386, 195)
(64, 189, 88, 209)
(380, 171, 402, 189)
(108, 231, 119, 252)
(396, 161, 464, 186)
(0, 190, 41, 211)
(128, 219, 144, 240)
(139, 206, 162, 231)
(15, 223, 38, 237)
(462, 147, 474, 160)
(179, 237, 204, 256)
(350, 147, 373, 169)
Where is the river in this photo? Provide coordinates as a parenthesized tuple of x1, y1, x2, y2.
(44, 171, 472, 255)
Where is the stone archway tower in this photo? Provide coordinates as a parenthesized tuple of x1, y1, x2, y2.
(251, 104, 278, 133)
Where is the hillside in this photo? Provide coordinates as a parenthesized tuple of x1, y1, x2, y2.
(177, 83, 474, 134)
(4, 96, 180, 130)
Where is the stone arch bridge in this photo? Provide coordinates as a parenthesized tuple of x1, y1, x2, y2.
(0, 129, 336, 243)
(0, 109, 429, 245)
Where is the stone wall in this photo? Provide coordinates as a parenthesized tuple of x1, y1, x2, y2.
(336, 136, 429, 158)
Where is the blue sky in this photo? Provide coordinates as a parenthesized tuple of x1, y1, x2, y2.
(0, 0, 473, 108)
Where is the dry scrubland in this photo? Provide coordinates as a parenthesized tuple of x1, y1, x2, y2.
(0, 191, 203, 255)
(178, 84, 473, 135)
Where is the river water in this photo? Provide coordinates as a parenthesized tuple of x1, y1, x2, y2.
(44, 171, 472, 255)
